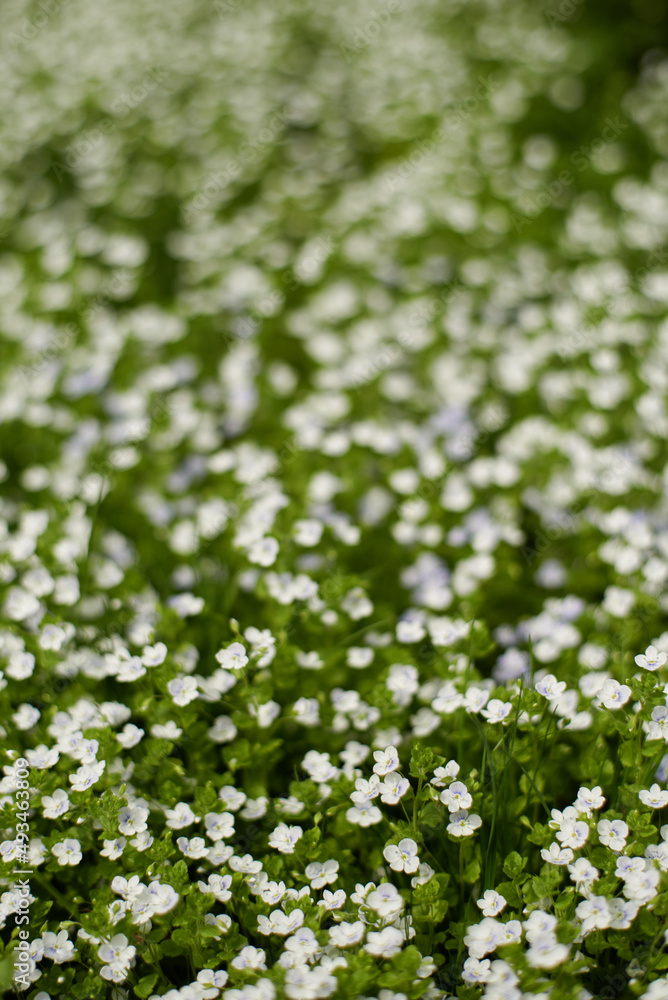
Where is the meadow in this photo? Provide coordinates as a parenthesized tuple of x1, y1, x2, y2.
(1, 0, 668, 996)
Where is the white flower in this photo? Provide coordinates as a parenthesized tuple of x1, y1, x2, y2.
(635, 645, 668, 671)
(535, 674, 567, 700)
(640, 784, 668, 808)
(383, 837, 420, 873)
(52, 838, 82, 866)
(320, 888, 346, 910)
(574, 785, 605, 815)
(293, 519, 323, 546)
(372, 745, 400, 776)
(598, 678, 632, 709)
(42, 788, 70, 818)
(329, 921, 365, 947)
(204, 811, 235, 841)
(118, 804, 149, 835)
(164, 801, 198, 828)
(597, 818, 629, 851)
(68, 760, 105, 791)
(447, 809, 482, 838)
(525, 933, 570, 969)
(411, 862, 435, 887)
(231, 946, 267, 971)
(116, 723, 144, 748)
(296, 650, 324, 670)
(140, 642, 168, 667)
(379, 772, 410, 805)
(346, 802, 383, 827)
(540, 842, 574, 865)
(25, 745, 59, 769)
(480, 698, 513, 723)
(568, 857, 599, 886)
(248, 700, 281, 728)
(101, 838, 127, 860)
(463, 956, 492, 983)
(97, 933, 135, 966)
(624, 867, 661, 903)
(440, 780, 473, 812)
(248, 536, 279, 566)
(215, 641, 248, 670)
(167, 675, 199, 705)
(176, 836, 209, 859)
(476, 890, 507, 917)
(364, 926, 404, 957)
(556, 819, 590, 850)
(268, 823, 303, 854)
(305, 860, 339, 889)
(463, 917, 503, 959)
(198, 873, 233, 902)
(257, 909, 304, 936)
(430, 761, 460, 787)
(576, 895, 613, 934)
(647, 706, 668, 741)
(602, 586, 635, 618)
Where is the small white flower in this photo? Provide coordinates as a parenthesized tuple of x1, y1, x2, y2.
(540, 842, 574, 865)
(215, 641, 248, 670)
(639, 784, 668, 809)
(166, 675, 199, 705)
(305, 860, 339, 889)
(568, 857, 600, 886)
(364, 926, 404, 957)
(268, 823, 303, 854)
(329, 921, 365, 947)
(411, 862, 435, 887)
(52, 838, 82, 866)
(535, 674, 567, 700)
(373, 745, 400, 776)
(597, 818, 629, 852)
(383, 838, 420, 873)
(248, 536, 279, 566)
(42, 788, 70, 819)
(635, 645, 668, 671)
(576, 895, 613, 934)
(379, 772, 410, 805)
(480, 698, 513, 723)
(598, 678, 632, 709)
(440, 780, 473, 813)
(476, 889, 507, 917)
(447, 809, 482, 838)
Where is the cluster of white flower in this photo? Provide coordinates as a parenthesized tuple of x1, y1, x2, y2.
(1, 0, 668, 993)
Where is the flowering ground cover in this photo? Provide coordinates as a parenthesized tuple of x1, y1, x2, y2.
(2, 0, 668, 997)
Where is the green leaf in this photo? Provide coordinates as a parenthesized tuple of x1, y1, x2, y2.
(134, 973, 159, 998)
(502, 851, 527, 878)
(409, 742, 444, 779)
(463, 858, 481, 884)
